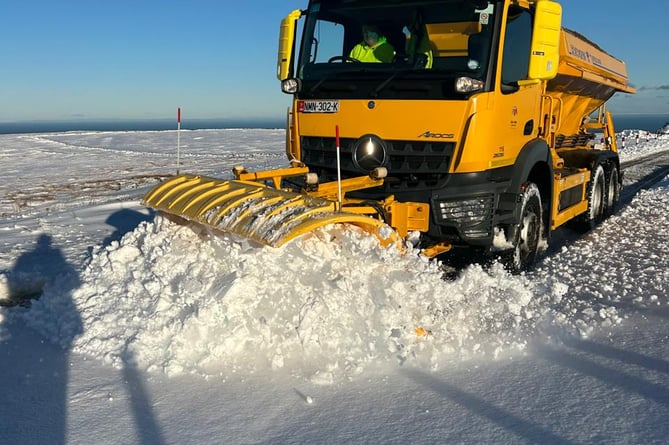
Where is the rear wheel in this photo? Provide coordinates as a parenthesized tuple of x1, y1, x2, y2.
(604, 165, 620, 217)
(572, 164, 606, 232)
(504, 182, 543, 274)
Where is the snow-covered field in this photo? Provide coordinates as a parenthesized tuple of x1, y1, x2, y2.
(1, 127, 669, 444)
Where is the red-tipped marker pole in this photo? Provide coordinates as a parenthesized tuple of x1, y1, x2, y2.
(335, 125, 342, 211)
(176, 107, 182, 175)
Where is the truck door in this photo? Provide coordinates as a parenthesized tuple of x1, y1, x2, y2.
(493, 6, 543, 167)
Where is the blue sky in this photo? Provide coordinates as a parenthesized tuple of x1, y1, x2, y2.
(1, 0, 667, 122)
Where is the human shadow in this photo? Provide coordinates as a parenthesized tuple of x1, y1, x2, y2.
(121, 349, 166, 445)
(105, 208, 165, 443)
(0, 233, 82, 445)
(102, 207, 155, 248)
(403, 368, 576, 445)
(1, 234, 63, 307)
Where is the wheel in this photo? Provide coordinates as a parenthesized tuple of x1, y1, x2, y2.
(328, 55, 360, 63)
(604, 165, 620, 217)
(573, 164, 606, 232)
(504, 182, 543, 274)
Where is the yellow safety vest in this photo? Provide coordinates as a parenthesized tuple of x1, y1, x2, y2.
(349, 37, 395, 63)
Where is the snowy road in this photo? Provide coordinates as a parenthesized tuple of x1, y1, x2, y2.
(1, 129, 668, 444)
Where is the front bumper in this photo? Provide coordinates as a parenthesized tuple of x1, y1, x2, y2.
(427, 171, 521, 247)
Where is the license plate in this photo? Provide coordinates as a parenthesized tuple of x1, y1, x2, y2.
(299, 100, 340, 113)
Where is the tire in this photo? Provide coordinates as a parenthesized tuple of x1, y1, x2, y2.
(604, 165, 620, 217)
(573, 164, 606, 232)
(504, 182, 543, 274)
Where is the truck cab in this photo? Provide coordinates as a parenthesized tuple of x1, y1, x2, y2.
(275, 0, 634, 271)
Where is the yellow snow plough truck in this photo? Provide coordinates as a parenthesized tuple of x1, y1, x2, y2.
(143, 0, 635, 272)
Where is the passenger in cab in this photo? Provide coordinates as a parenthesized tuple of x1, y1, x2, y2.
(349, 24, 395, 63)
(403, 24, 433, 68)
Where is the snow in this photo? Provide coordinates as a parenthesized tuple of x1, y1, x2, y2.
(662, 122, 669, 134)
(1, 128, 669, 444)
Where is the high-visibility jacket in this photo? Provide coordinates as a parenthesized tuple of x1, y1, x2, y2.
(406, 34, 433, 68)
(349, 37, 395, 63)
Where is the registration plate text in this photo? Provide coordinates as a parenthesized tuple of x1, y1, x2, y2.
(299, 100, 340, 113)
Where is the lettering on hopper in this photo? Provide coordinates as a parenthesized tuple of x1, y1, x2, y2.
(568, 45, 602, 66)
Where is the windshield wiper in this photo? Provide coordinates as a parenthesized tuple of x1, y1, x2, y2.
(370, 72, 400, 97)
(308, 68, 370, 95)
(309, 76, 329, 95)
(370, 69, 417, 97)
(308, 78, 358, 95)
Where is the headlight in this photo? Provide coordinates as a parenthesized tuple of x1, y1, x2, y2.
(455, 76, 484, 93)
(281, 78, 301, 94)
(437, 196, 492, 226)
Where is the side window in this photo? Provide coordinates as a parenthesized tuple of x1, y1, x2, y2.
(501, 8, 531, 85)
(309, 20, 345, 63)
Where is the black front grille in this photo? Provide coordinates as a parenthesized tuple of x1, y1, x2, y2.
(301, 136, 455, 191)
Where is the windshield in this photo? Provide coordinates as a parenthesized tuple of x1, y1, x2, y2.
(296, 0, 497, 100)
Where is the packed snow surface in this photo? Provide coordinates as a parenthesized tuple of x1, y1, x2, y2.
(1, 128, 669, 444)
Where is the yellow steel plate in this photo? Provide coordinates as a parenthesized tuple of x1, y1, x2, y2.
(142, 174, 399, 248)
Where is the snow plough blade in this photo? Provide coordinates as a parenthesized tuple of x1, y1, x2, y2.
(142, 174, 399, 248)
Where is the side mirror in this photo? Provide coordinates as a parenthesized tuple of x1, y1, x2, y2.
(528, 0, 562, 80)
(277, 10, 303, 81)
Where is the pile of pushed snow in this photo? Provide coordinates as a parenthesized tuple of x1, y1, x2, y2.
(617, 128, 669, 162)
(20, 213, 625, 383)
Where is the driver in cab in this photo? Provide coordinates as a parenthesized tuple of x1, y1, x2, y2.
(349, 25, 395, 63)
